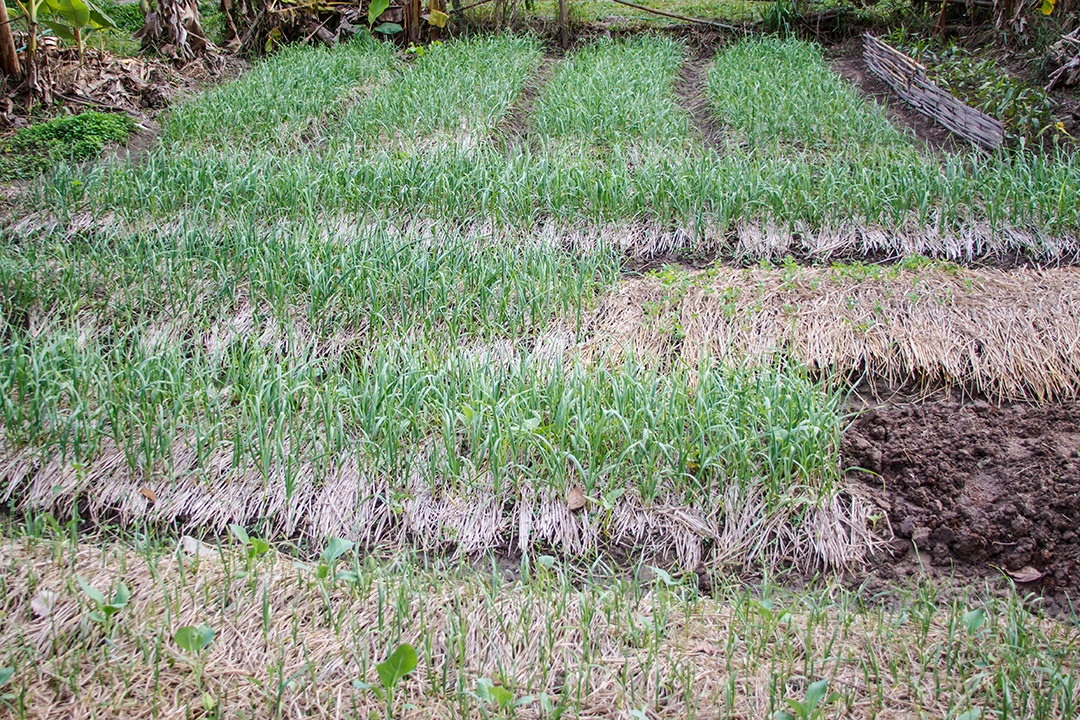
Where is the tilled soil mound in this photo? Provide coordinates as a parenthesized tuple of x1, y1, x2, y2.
(843, 400, 1080, 608)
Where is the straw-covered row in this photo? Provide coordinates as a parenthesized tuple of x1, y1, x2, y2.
(581, 262, 1080, 401)
(0, 535, 1076, 719)
(0, 342, 876, 572)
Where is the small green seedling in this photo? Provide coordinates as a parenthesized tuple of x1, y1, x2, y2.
(649, 565, 680, 587)
(475, 677, 534, 716)
(773, 679, 839, 720)
(76, 576, 130, 630)
(174, 623, 216, 654)
(175, 623, 216, 691)
(229, 524, 271, 559)
(537, 692, 568, 719)
(962, 608, 986, 636)
(316, 537, 354, 580)
(352, 643, 418, 719)
(0, 667, 15, 703)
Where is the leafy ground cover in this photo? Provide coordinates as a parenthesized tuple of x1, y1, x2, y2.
(0, 111, 134, 180)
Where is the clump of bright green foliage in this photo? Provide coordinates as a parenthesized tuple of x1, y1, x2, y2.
(93, 0, 143, 31)
(1, 111, 134, 180)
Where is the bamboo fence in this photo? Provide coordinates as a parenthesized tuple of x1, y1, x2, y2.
(863, 34, 1004, 150)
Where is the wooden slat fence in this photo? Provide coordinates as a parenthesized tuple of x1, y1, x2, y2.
(863, 34, 1004, 151)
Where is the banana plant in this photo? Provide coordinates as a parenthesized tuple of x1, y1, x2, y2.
(12, 0, 47, 85)
(41, 0, 117, 62)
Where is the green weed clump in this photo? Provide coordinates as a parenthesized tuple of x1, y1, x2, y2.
(93, 0, 144, 32)
(0, 111, 134, 180)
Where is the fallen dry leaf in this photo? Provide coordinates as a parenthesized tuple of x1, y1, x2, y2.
(179, 536, 214, 558)
(1007, 566, 1044, 583)
(567, 486, 586, 512)
(140, 486, 157, 503)
(31, 590, 59, 619)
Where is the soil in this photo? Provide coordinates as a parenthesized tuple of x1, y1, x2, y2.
(842, 399, 1080, 614)
(495, 57, 555, 147)
(674, 55, 725, 150)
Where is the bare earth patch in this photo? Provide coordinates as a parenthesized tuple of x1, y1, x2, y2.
(843, 399, 1080, 613)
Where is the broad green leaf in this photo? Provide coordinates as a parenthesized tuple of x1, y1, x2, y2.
(174, 626, 201, 653)
(489, 685, 514, 709)
(76, 576, 105, 607)
(229, 523, 250, 545)
(0, 667, 13, 686)
(367, 0, 389, 25)
(87, 3, 117, 29)
(175, 623, 215, 653)
(649, 565, 677, 586)
(250, 538, 270, 556)
(196, 623, 216, 649)
(112, 581, 130, 607)
(1040, 0, 1055, 14)
(102, 582, 130, 616)
(962, 608, 986, 635)
(321, 537, 353, 565)
(477, 678, 514, 708)
(374, 22, 402, 34)
(805, 679, 829, 710)
(68, 0, 89, 28)
(785, 698, 807, 716)
(375, 643, 417, 691)
(475, 677, 495, 703)
(41, 20, 78, 43)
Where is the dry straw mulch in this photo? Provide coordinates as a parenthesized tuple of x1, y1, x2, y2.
(2, 536, 1076, 719)
(581, 263, 1080, 401)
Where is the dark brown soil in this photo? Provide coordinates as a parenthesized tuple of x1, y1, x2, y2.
(674, 56, 725, 149)
(843, 399, 1080, 613)
(494, 57, 556, 147)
